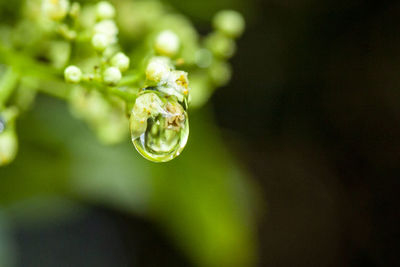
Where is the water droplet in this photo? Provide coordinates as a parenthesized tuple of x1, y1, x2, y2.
(130, 89, 189, 162)
(0, 116, 5, 134)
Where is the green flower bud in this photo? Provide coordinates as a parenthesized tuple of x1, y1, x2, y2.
(111, 52, 130, 72)
(96, 1, 116, 20)
(42, 0, 70, 21)
(209, 61, 232, 86)
(64, 65, 82, 83)
(188, 72, 212, 108)
(154, 30, 180, 57)
(206, 33, 236, 59)
(130, 89, 189, 162)
(0, 130, 18, 166)
(213, 10, 245, 38)
(103, 67, 121, 85)
(195, 48, 213, 68)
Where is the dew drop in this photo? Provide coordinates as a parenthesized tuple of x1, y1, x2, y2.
(130, 89, 189, 162)
(0, 116, 5, 134)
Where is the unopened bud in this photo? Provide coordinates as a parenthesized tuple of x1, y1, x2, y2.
(154, 30, 180, 57)
(103, 67, 122, 85)
(64, 65, 82, 83)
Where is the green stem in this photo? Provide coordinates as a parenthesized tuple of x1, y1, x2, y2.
(0, 45, 69, 99)
(0, 44, 61, 82)
(0, 44, 139, 103)
(119, 73, 142, 86)
(81, 80, 139, 103)
(109, 86, 139, 103)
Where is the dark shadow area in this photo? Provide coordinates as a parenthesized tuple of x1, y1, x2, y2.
(213, 0, 400, 266)
(14, 206, 192, 267)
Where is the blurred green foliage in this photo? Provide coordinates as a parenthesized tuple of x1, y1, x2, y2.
(0, 95, 257, 267)
(0, 0, 258, 266)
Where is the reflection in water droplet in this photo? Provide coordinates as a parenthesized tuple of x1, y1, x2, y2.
(130, 89, 189, 162)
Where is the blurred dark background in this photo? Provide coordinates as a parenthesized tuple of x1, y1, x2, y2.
(1, 0, 400, 266)
(212, 0, 400, 266)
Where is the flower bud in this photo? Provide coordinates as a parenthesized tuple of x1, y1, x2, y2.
(103, 67, 121, 85)
(213, 10, 245, 38)
(92, 20, 119, 50)
(94, 19, 118, 37)
(64, 65, 82, 83)
(154, 30, 180, 57)
(145, 57, 172, 82)
(206, 33, 236, 59)
(111, 52, 130, 72)
(91, 33, 111, 51)
(42, 0, 70, 21)
(195, 48, 213, 68)
(0, 130, 18, 166)
(96, 1, 116, 20)
(208, 61, 232, 86)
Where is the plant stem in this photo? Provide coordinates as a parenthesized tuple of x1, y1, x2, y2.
(0, 44, 139, 103)
(119, 73, 142, 86)
(0, 44, 61, 82)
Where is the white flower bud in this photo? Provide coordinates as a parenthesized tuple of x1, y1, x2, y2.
(213, 10, 245, 38)
(42, 0, 70, 21)
(103, 67, 122, 85)
(93, 20, 118, 49)
(64, 65, 82, 83)
(96, 1, 116, 20)
(145, 57, 171, 82)
(154, 30, 180, 57)
(92, 33, 111, 50)
(94, 19, 118, 37)
(111, 52, 130, 72)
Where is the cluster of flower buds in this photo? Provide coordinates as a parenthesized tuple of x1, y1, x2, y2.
(69, 87, 128, 145)
(63, 1, 128, 86)
(0, 0, 244, 164)
(40, 0, 81, 40)
(189, 10, 245, 107)
(92, 19, 118, 51)
(41, 0, 71, 21)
